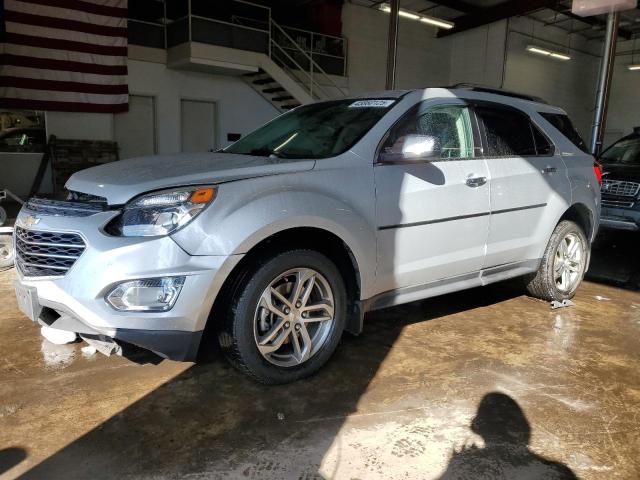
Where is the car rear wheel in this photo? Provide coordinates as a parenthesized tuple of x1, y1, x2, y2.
(219, 249, 346, 384)
(525, 220, 588, 301)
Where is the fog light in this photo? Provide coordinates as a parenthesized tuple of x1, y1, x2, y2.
(106, 277, 185, 312)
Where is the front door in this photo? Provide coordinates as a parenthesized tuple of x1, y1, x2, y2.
(374, 100, 491, 292)
(181, 99, 216, 153)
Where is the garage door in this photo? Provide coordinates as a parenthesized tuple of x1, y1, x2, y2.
(114, 95, 156, 160)
(181, 100, 216, 153)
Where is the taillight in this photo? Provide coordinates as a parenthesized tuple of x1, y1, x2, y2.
(593, 161, 603, 186)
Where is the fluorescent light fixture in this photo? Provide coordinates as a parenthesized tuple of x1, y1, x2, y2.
(379, 4, 454, 30)
(527, 45, 571, 61)
(398, 10, 420, 20)
(419, 15, 455, 29)
(628, 64, 640, 71)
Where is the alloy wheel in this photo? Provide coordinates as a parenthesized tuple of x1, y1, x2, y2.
(553, 233, 584, 292)
(253, 268, 335, 367)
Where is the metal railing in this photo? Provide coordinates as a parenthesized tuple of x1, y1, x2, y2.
(268, 20, 347, 100)
(129, 0, 348, 100)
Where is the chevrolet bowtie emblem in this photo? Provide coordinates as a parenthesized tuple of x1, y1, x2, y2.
(24, 215, 40, 227)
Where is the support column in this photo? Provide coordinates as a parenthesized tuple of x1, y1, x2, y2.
(385, 0, 400, 90)
(590, 11, 619, 156)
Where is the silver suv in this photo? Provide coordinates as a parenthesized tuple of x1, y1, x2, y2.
(13, 87, 600, 384)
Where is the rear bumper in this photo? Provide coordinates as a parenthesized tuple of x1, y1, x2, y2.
(600, 207, 640, 231)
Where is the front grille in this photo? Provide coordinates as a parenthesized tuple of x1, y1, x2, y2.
(15, 227, 86, 277)
(602, 199, 635, 209)
(601, 179, 640, 197)
(26, 198, 106, 217)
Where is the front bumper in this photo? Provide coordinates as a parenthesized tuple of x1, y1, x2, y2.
(600, 206, 640, 231)
(14, 208, 242, 361)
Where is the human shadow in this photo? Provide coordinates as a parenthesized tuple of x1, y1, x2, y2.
(438, 392, 577, 480)
(0, 447, 27, 476)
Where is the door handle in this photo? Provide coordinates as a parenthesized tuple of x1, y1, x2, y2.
(466, 176, 487, 187)
(542, 166, 557, 174)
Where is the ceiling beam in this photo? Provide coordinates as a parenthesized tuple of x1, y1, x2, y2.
(438, 0, 561, 37)
(420, 0, 481, 14)
(549, 6, 633, 40)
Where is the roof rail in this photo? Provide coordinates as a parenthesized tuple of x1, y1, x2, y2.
(450, 83, 548, 104)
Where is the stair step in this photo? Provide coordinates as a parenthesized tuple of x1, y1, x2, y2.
(253, 77, 275, 85)
(242, 69, 265, 77)
(263, 87, 286, 94)
(282, 103, 301, 110)
(272, 95, 294, 102)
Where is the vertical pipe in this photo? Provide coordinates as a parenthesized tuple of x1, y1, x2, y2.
(385, 0, 400, 90)
(188, 0, 192, 42)
(590, 11, 619, 156)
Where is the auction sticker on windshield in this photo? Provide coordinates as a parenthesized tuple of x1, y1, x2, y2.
(349, 100, 395, 108)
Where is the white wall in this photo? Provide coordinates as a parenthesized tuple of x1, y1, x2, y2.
(342, 3, 452, 93)
(606, 39, 640, 146)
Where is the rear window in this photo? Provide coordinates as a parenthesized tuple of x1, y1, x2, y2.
(600, 136, 640, 165)
(540, 112, 588, 153)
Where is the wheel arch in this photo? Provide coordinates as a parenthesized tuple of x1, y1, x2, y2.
(204, 226, 364, 351)
(559, 203, 594, 242)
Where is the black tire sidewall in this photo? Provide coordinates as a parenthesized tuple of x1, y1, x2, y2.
(230, 249, 347, 384)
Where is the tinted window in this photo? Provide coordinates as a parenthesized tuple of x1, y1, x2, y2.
(224, 99, 396, 159)
(532, 124, 554, 156)
(540, 113, 588, 153)
(382, 104, 475, 160)
(0, 109, 46, 153)
(600, 136, 640, 165)
(476, 106, 537, 157)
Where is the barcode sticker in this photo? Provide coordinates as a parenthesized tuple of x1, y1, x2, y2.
(349, 99, 395, 108)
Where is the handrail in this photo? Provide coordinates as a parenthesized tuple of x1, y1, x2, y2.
(270, 20, 347, 98)
(270, 40, 333, 100)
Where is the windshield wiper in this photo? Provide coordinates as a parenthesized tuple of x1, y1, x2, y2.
(249, 148, 290, 158)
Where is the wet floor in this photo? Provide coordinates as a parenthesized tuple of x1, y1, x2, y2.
(0, 232, 639, 479)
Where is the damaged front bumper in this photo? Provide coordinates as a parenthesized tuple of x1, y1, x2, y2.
(13, 208, 242, 361)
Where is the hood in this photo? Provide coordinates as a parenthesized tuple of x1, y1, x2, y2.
(601, 163, 640, 184)
(66, 152, 315, 205)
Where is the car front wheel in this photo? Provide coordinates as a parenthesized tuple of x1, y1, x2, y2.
(219, 249, 346, 384)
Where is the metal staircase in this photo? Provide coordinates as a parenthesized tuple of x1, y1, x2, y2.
(239, 19, 348, 113)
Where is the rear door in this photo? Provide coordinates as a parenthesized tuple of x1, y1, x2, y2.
(374, 99, 491, 291)
(473, 102, 571, 268)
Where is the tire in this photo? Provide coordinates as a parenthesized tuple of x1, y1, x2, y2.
(219, 249, 347, 384)
(525, 220, 589, 301)
(0, 234, 14, 269)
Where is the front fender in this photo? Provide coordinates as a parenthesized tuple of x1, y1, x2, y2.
(171, 171, 377, 298)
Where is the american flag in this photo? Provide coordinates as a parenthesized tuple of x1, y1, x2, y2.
(0, 0, 129, 113)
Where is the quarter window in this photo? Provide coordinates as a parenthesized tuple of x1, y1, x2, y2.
(381, 104, 475, 160)
(540, 112, 588, 153)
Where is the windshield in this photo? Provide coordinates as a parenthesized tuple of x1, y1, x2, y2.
(600, 136, 640, 165)
(224, 98, 398, 159)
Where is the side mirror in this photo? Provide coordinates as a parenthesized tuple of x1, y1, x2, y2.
(379, 134, 442, 163)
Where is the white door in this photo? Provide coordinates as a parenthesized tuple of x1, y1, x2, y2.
(181, 100, 216, 153)
(374, 100, 490, 291)
(114, 95, 156, 159)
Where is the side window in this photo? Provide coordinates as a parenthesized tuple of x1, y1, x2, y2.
(381, 104, 475, 161)
(540, 112, 588, 153)
(475, 105, 537, 157)
(532, 124, 554, 156)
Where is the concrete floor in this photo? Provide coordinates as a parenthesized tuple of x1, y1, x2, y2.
(0, 231, 639, 479)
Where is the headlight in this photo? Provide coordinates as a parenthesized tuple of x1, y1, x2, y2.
(107, 186, 216, 237)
